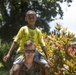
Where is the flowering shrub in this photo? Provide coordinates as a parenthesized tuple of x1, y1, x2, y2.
(0, 23, 76, 74)
(41, 23, 76, 75)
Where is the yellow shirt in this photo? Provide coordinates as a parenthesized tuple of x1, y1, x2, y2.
(14, 26, 45, 52)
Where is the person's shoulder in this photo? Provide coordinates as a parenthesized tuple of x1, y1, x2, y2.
(36, 27, 41, 32)
(33, 61, 43, 72)
(21, 26, 28, 28)
(36, 27, 42, 35)
(20, 26, 28, 30)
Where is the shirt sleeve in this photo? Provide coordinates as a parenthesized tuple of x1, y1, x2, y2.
(14, 27, 24, 44)
(37, 29, 45, 47)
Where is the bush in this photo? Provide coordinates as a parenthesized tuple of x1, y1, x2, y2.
(41, 23, 76, 75)
(0, 39, 15, 69)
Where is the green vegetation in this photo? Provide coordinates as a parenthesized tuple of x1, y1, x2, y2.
(0, 68, 8, 75)
(0, 0, 75, 75)
(0, 62, 9, 75)
(0, 0, 72, 41)
(0, 24, 76, 75)
(42, 24, 76, 75)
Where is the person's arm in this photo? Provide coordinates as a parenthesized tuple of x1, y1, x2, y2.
(3, 27, 24, 62)
(37, 29, 51, 65)
(3, 41, 17, 62)
(42, 46, 51, 66)
(42, 46, 49, 59)
(37, 29, 48, 59)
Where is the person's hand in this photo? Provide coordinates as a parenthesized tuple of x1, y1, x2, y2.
(47, 58, 51, 65)
(3, 54, 10, 62)
(47, 58, 53, 67)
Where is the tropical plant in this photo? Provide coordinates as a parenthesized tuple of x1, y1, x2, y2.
(41, 23, 76, 75)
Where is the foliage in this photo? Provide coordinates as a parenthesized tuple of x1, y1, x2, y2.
(0, 23, 76, 75)
(0, 67, 8, 75)
(0, 0, 73, 41)
(0, 39, 15, 69)
(41, 23, 76, 75)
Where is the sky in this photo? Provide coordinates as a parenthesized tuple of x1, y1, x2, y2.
(50, 0, 76, 37)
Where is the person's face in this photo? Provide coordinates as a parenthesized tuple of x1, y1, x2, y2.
(24, 44, 36, 60)
(25, 14, 37, 26)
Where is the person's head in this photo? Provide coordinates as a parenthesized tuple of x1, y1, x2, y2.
(24, 40, 36, 59)
(25, 10, 37, 26)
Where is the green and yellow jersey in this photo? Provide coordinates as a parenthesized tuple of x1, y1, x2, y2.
(14, 26, 45, 52)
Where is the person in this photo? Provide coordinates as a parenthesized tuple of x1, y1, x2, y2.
(3, 10, 50, 75)
(19, 40, 44, 75)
